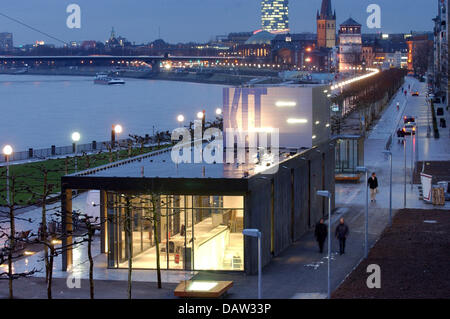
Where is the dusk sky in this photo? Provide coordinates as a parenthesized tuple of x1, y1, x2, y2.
(0, 0, 437, 46)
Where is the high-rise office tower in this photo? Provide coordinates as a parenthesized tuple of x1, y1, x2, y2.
(317, 0, 336, 48)
(261, 0, 289, 34)
(0, 33, 13, 51)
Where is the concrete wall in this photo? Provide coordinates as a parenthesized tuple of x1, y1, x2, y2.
(245, 140, 335, 274)
(312, 86, 332, 145)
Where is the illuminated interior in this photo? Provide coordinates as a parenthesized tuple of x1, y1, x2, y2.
(106, 194, 244, 271)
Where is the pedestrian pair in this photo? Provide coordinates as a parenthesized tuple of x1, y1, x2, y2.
(314, 218, 349, 255)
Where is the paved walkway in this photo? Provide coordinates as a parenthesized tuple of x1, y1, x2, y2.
(191, 76, 450, 299)
(5, 76, 449, 298)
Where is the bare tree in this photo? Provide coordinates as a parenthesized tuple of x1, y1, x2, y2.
(0, 174, 39, 299)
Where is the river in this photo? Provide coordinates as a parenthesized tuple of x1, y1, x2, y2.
(0, 74, 224, 150)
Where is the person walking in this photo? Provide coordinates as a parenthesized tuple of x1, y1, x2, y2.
(314, 218, 328, 253)
(335, 218, 349, 255)
(368, 172, 379, 202)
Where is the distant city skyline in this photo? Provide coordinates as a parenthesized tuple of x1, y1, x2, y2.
(0, 0, 436, 46)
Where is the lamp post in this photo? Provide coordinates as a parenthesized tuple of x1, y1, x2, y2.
(197, 110, 206, 134)
(242, 228, 262, 299)
(411, 123, 417, 189)
(215, 108, 222, 116)
(71, 132, 80, 173)
(113, 124, 123, 149)
(382, 151, 393, 226)
(356, 166, 369, 258)
(316, 190, 332, 299)
(403, 133, 407, 208)
(3, 145, 13, 206)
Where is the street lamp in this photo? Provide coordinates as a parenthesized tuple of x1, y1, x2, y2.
(215, 108, 222, 116)
(71, 132, 80, 172)
(410, 123, 417, 189)
(242, 228, 262, 299)
(356, 166, 369, 258)
(177, 114, 185, 126)
(114, 124, 123, 149)
(403, 132, 407, 208)
(382, 151, 393, 226)
(316, 190, 332, 299)
(197, 110, 206, 132)
(3, 145, 13, 206)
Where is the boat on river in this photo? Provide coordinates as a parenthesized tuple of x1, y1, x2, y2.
(94, 73, 125, 85)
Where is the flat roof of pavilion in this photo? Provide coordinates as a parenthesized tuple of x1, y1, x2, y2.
(71, 146, 296, 180)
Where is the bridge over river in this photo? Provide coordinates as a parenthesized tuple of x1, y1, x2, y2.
(0, 55, 244, 73)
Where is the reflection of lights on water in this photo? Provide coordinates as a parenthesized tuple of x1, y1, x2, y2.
(73, 246, 83, 264)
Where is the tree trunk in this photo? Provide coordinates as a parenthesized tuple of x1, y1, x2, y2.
(47, 245, 54, 299)
(152, 196, 162, 289)
(88, 230, 94, 299)
(125, 197, 132, 299)
(42, 171, 50, 283)
(8, 178, 16, 299)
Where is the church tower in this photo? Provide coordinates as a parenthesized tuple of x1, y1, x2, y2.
(316, 0, 336, 48)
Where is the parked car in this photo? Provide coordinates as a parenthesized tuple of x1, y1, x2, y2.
(402, 123, 416, 135)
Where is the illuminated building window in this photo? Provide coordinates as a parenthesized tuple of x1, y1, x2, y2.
(107, 194, 245, 271)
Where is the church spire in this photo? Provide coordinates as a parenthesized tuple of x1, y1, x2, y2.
(319, 0, 333, 20)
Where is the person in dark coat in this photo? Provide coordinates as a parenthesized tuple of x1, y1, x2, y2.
(335, 218, 349, 255)
(314, 218, 328, 253)
(368, 172, 379, 202)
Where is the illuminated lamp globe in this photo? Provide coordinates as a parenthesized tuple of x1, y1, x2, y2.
(114, 124, 123, 134)
(2, 145, 13, 156)
(71, 132, 81, 142)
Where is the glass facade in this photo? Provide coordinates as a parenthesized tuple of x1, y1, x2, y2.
(335, 137, 363, 174)
(106, 193, 244, 271)
(261, 0, 289, 33)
